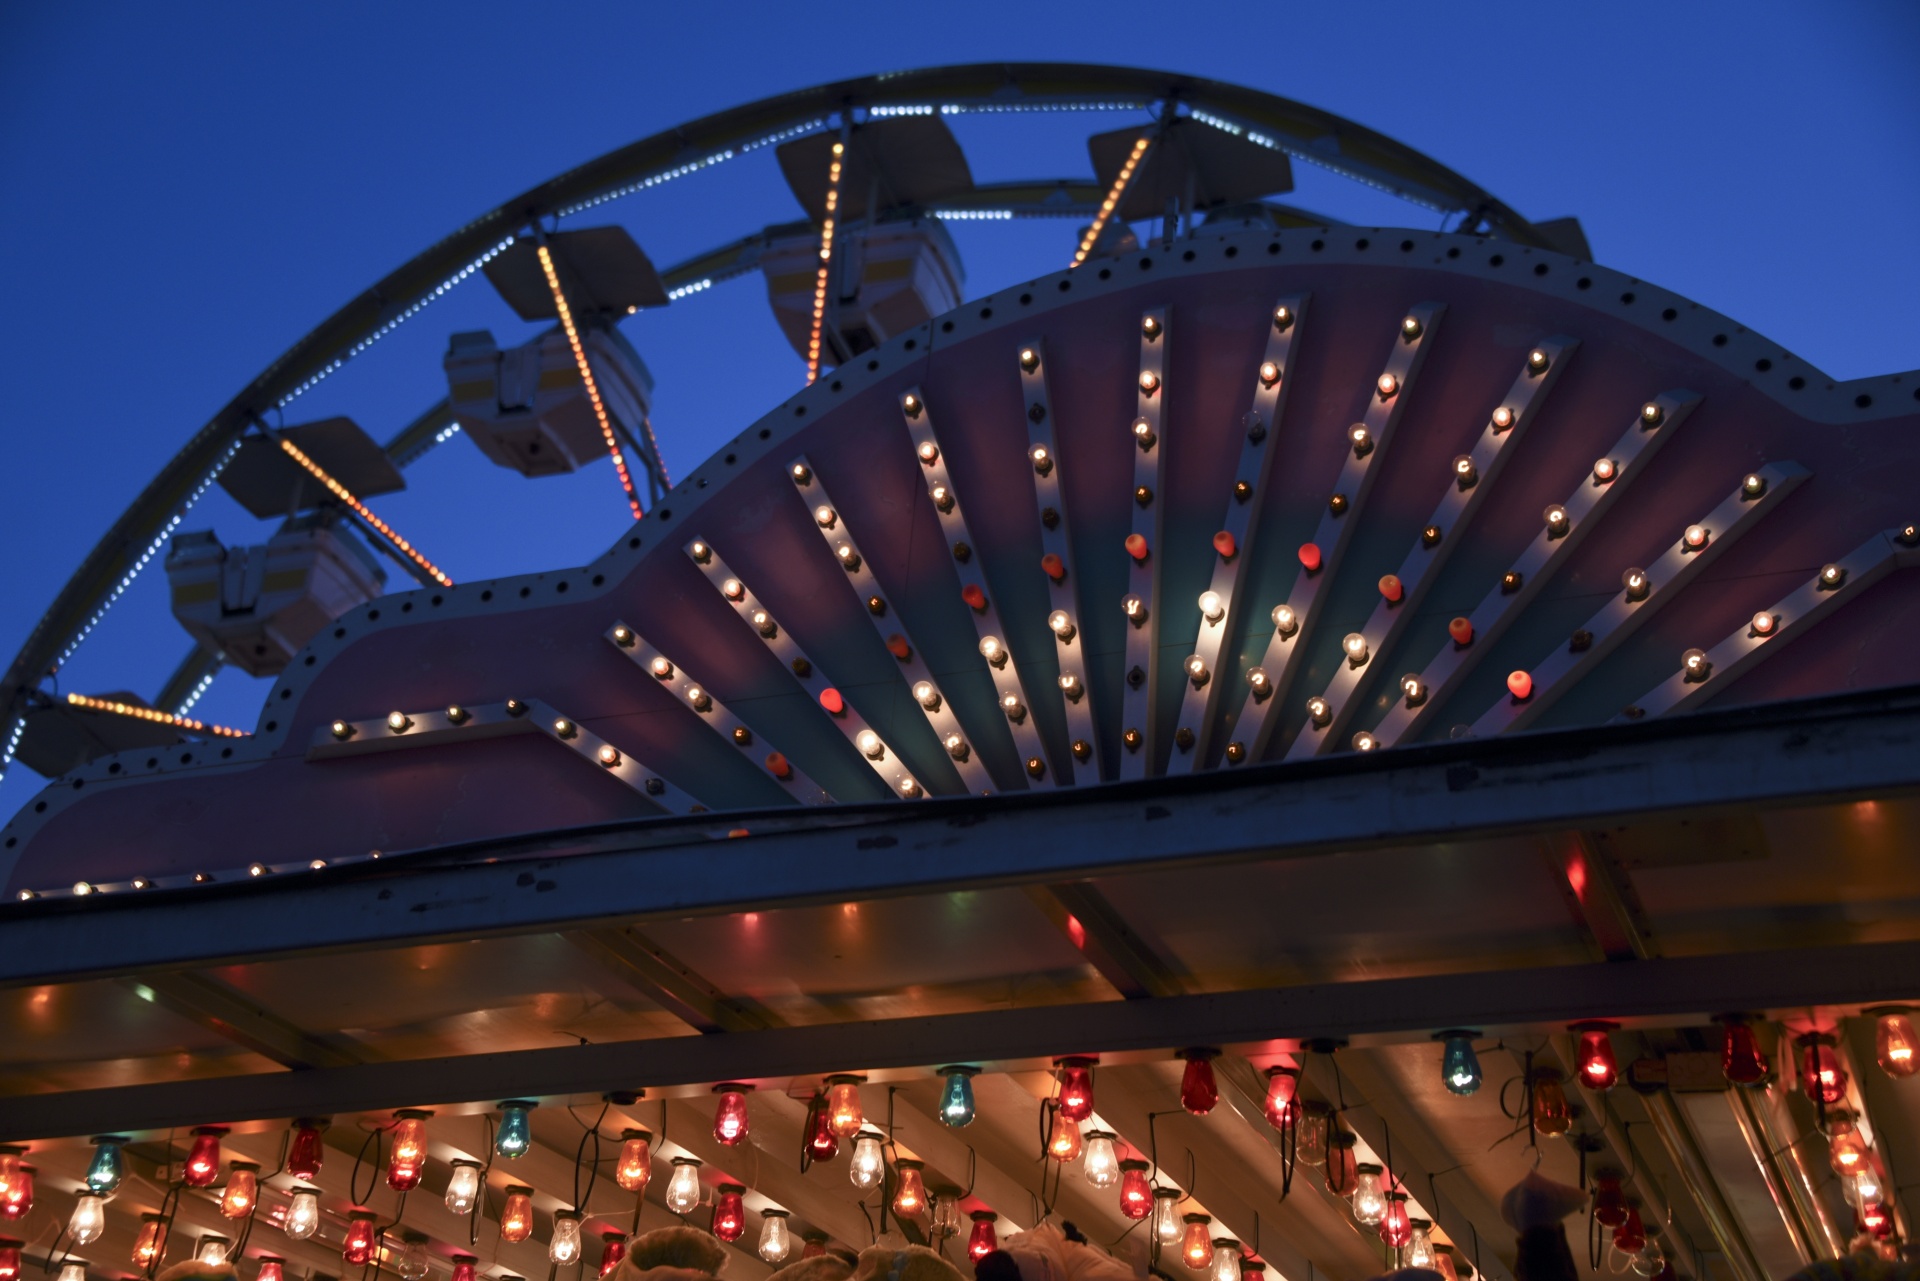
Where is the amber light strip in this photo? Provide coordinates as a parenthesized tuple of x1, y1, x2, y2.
(536, 242, 645, 520)
(1284, 336, 1578, 760)
(1623, 525, 1920, 722)
(1471, 462, 1809, 737)
(900, 388, 1059, 788)
(1168, 294, 1309, 772)
(789, 457, 996, 795)
(66, 692, 249, 738)
(1118, 307, 1171, 781)
(1070, 135, 1150, 268)
(276, 437, 454, 587)
(805, 142, 846, 383)
(1370, 390, 1701, 749)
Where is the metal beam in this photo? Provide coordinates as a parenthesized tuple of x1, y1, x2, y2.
(567, 927, 782, 1034)
(7, 688, 1919, 987)
(124, 971, 369, 1069)
(9, 937, 1920, 1142)
(1025, 883, 1183, 1000)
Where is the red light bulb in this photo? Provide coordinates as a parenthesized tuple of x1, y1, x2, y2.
(451, 1255, 479, 1281)
(713, 1084, 753, 1146)
(1720, 1018, 1768, 1085)
(0, 1239, 19, 1281)
(1056, 1059, 1095, 1123)
(806, 1095, 840, 1162)
(388, 1111, 430, 1191)
(802, 1236, 827, 1260)
(1592, 1172, 1627, 1228)
(712, 1183, 746, 1242)
(1574, 1024, 1619, 1091)
(0, 1166, 30, 1221)
(131, 1215, 167, 1269)
(1263, 1066, 1299, 1129)
(968, 1211, 999, 1261)
(1119, 1160, 1153, 1220)
(1799, 1035, 1849, 1105)
(893, 1161, 929, 1217)
(1179, 1049, 1220, 1115)
(257, 1256, 286, 1281)
(1325, 1130, 1359, 1196)
(1379, 1195, 1412, 1249)
(185, 1127, 226, 1188)
(1612, 1205, 1646, 1254)
(287, 1119, 327, 1181)
(343, 1212, 378, 1266)
(599, 1234, 627, 1278)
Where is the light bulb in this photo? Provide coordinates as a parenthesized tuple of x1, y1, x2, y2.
(258, 1256, 286, 1281)
(1342, 633, 1369, 665)
(1209, 1240, 1242, 1281)
(198, 1235, 231, 1267)
(932, 1191, 962, 1238)
(1849, 1164, 1884, 1208)
(1264, 1066, 1299, 1128)
(399, 1234, 431, 1280)
(938, 1066, 978, 1127)
(806, 1097, 840, 1162)
(759, 1211, 791, 1263)
(1379, 1195, 1411, 1248)
(1048, 610, 1075, 640)
(1828, 1115, 1869, 1175)
(850, 1131, 885, 1189)
(1047, 1112, 1083, 1162)
(979, 637, 1006, 667)
(1297, 1104, 1329, 1167)
(496, 1100, 534, 1158)
(1875, 1010, 1919, 1077)
(500, 1186, 535, 1242)
(1575, 1025, 1619, 1090)
(713, 1084, 753, 1146)
(1181, 1216, 1213, 1269)
(1120, 1162, 1153, 1220)
(57, 1263, 84, 1281)
(1439, 1031, 1482, 1095)
(1593, 457, 1618, 482)
(1056, 1059, 1095, 1121)
(343, 1213, 377, 1266)
(70, 1193, 105, 1246)
(968, 1212, 999, 1262)
(1350, 1165, 1386, 1225)
(446, 1159, 483, 1214)
(711, 1185, 746, 1242)
(1532, 1069, 1572, 1135)
(1721, 1017, 1769, 1085)
(133, 1214, 168, 1268)
(452, 1255, 479, 1281)
(389, 1111, 430, 1190)
(550, 1212, 584, 1264)
(85, 1137, 127, 1194)
(1199, 592, 1224, 623)
(285, 1188, 320, 1239)
(1082, 1131, 1120, 1187)
(1152, 1189, 1183, 1244)
(1631, 1240, 1663, 1278)
(1179, 1049, 1220, 1114)
(1594, 1172, 1627, 1227)
(1800, 1035, 1848, 1104)
(221, 1162, 259, 1218)
(665, 1158, 702, 1214)
(893, 1161, 929, 1217)
(599, 1234, 627, 1278)
(185, 1127, 225, 1187)
(1407, 1221, 1435, 1270)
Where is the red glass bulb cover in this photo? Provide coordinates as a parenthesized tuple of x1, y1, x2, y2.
(1721, 1021, 1769, 1085)
(132, 1217, 167, 1268)
(968, 1213, 999, 1261)
(1613, 1206, 1646, 1254)
(1860, 1201, 1891, 1237)
(1263, 1067, 1299, 1129)
(0, 1167, 29, 1221)
(1592, 1174, 1628, 1228)
(1531, 1071, 1571, 1137)
(1326, 1134, 1359, 1195)
(257, 1257, 286, 1281)
(1179, 1051, 1220, 1115)
(599, 1235, 627, 1278)
(185, 1129, 225, 1188)
(287, 1122, 326, 1181)
(343, 1214, 378, 1266)
(802, 1238, 827, 1260)
(1800, 1037, 1849, 1105)
(1119, 1162, 1153, 1220)
(388, 1114, 428, 1191)
(1875, 1012, 1919, 1079)
(1576, 1028, 1620, 1091)
(1056, 1061, 1095, 1123)
(0, 1241, 19, 1281)
(1379, 1197, 1412, 1250)
(713, 1087, 752, 1147)
(712, 1185, 746, 1242)
(451, 1257, 479, 1281)
(806, 1097, 840, 1162)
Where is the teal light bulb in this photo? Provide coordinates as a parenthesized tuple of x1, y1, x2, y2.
(1439, 1033, 1482, 1096)
(86, 1136, 127, 1193)
(937, 1067, 978, 1128)
(495, 1101, 534, 1158)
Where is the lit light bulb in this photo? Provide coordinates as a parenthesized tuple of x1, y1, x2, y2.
(446, 1159, 482, 1215)
(551, 1211, 584, 1264)
(1264, 1066, 1299, 1128)
(1875, 1009, 1919, 1077)
(1532, 1069, 1572, 1135)
(850, 1131, 886, 1190)
(496, 1100, 534, 1158)
(1307, 697, 1331, 727)
(1139, 371, 1160, 395)
(1800, 1034, 1849, 1104)
(1209, 1239, 1242, 1281)
(1528, 349, 1550, 373)
(711, 1185, 746, 1242)
(894, 1161, 929, 1217)
(913, 681, 940, 710)
(1720, 1017, 1769, 1085)
(968, 1212, 999, 1262)
(1259, 361, 1280, 387)
(1048, 610, 1076, 640)
(399, 1234, 431, 1280)
(1132, 418, 1157, 449)
(1082, 1131, 1120, 1187)
(1594, 457, 1618, 482)
(133, 1214, 168, 1268)
(388, 1111, 430, 1191)
(500, 1186, 535, 1242)
(1439, 1031, 1483, 1095)
(759, 1211, 791, 1264)
(85, 1137, 127, 1194)
(713, 1084, 753, 1145)
(258, 1256, 287, 1281)
(57, 1263, 83, 1281)
(1123, 595, 1148, 625)
(198, 1235, 231, 1267)
(1179, 1049, 1220, 1114)
(1181, 1216, 1213, 1269)
(1452, 455, 1477, 486)
(1491, 406, 1515, 430)
(221, 1161, 259, 1217)
(1120, 1162, 1153, 1219)
(938, 1066, 978, 1127)
(387, 710, 412, 733)
(1199, 591, 1224, 623)
(1343, 633, 1369, 665)
(814, 505, 836, 528)
(1683, 524, 1708, 550)
(805, 1096, 840, 1162)
(1350, 1165, 1387, 1225)
(1152, 1189, 1183, 1244)
(856, 730, 884, 759)
(1048, 1112, 1084, 1162)
(343, 1213, 378, 1266)
(1379, 1195, 1411, 1249)
(1407, 1220, 1436, 1270)
(1030, 445, 1052, 476)
(1544, 505, 1569, 536)
(1349, 424, 1373, 457)
(598, 1234, 627, 1279)
(979, 636, 1006, 667)
(1377, 373, 1398, 398)
(1848, 1163, 1884, 1208)
(1575, 1025, 1619, 1090)
(1186, 656, 1209, 686)
(184, 1127, 225, 1187)
(1827, 1114, 1869, 1176)
(665, 1158, 702, 1214)
(69, 1193, 105, 1246)
(285, 1188, 320, 1239)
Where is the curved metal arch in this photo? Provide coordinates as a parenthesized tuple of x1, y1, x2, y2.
(2, 62, 1550, 735)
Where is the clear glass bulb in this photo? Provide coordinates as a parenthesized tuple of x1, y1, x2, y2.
(445, 1160, 482, 1215)
(400, 1237, 431, 1280)
(1631, 1241, 1664, 1278)
(1351, 1167, 1387, 1225)
(550, 1214, 583, 1265)
(1209, 1242, 1241, 1281)
(58, 1263, 85, 1281)
(1407, 1223, 1435, 1270)
(932, 1193, 961, 1238)
(666, 1159, 702, 1214)
(285, 1189, 321, 1240)
(1082, 1131, 1120, 1188)
(198, 1235, 231, 1266)
(1152, 1191, 1182, 1244)
(1848, 1164, 1884, 1207)
(759, 1213, 791, 1263)
(850, 1132, 886, 1190)
(69, 1193, 105, 1246)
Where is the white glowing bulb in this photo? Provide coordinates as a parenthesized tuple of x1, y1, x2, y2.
(445, 1161, 481, 1215)
(1210, 1243, 1242, 1281)
(1048, 610, 1075, 637)
(1350, 1167, 1387, 1224)
(856, 731, 884, 759)
(665, 1159, 702, 1214)
(58, 1264, 85, 1281)
(759, 1212, 791, 1263)
(69, 1193, 105, 1245)
(1272, 605, 1297, 635)
(1343, 633, 1370, 664)
(1152, 1192, 1182, 1244)
(1199, 591, 1224, 623)
(850, 1132, 885, 1190)
(1082, 1132, 1120, 1188)
(1683, 524, 1708, 549)
(550, 1213, 582, 1265)
(815, 505, 836, 528)
(1376, 373, 1398, 397)
(286, 1190, 320, 1239)
(198, 1236, 231, 1266)
(1407, 1223, 1435, 1270)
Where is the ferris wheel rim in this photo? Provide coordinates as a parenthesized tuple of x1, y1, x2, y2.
(0, 61, 1566, 744)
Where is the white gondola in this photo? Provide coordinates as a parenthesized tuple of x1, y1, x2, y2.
(443, 326, 655, 478)
(759, 215, 965, 363)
